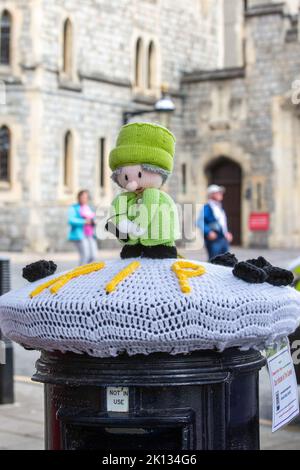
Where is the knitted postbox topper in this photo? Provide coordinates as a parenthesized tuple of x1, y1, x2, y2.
(0, 258, 300, 357)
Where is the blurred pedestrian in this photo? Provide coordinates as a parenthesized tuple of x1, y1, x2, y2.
(68, 190, 98, 265)
(197, 185, 233, 260)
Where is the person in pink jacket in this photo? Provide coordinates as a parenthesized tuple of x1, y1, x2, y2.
(68, 190, 98, 265)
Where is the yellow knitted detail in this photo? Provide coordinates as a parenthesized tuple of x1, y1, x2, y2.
(30, 262, 106, 298)
(50, 263, 106, 295)
(172, 261, 206, 294)
(105, 261, 141, 294)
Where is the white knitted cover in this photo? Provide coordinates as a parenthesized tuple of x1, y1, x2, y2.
(0, 258, 300, 357)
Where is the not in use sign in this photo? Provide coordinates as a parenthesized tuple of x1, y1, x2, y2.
(107, 387, 129, 413)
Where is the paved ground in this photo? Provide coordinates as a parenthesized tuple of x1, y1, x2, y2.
(0, 375, 299, 450)
(0, 379, 43, 450)
(0, 247, 300, 450)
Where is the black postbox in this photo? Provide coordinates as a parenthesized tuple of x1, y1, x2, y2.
(0, 257, 14, 405)
(33, 347, 265, 450)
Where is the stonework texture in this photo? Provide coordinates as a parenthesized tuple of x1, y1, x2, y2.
(181, 1, 300, 248)
(0, 0, 221, 252)
(1, 0, 300, 251)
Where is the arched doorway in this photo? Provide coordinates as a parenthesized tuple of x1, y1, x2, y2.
(206, 157, 242, 245)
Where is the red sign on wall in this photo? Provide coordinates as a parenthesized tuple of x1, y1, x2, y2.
(249, 213, 270, 232)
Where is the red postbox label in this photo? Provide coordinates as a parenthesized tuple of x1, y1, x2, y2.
(249, 213, 270, 232)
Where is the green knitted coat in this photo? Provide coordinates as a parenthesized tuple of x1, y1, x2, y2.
(111, 189, 180, 246)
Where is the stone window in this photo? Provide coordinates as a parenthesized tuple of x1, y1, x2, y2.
(252, 176, 266, 212)
(99, 137, 106, 190)
(135, 37, 143, 88)
(95, 136, 111, 203)
(199, 0, 210, 18)
(0, 125, 10, 184)
(147, 40, 156, 91)
(63, 130, 73, 191)
(223, 0, 245, 67)
(62, 18, 73, 78)
(181, 163, 187, 195)
(0, 10, 11, 66)
(134, 36, 159, 94)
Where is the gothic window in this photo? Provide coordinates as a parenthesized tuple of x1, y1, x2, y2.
(199, 0, 210, 17)
(63, 131, 73, 190)
(147, 41, 156, 90)
(63, 18, 73, 77)
(223, 0, 244, 67)
(181, 163, 187, 194)
(99, 137, 106, 190)
(0, 10, 11, 66)
(256, 182, 263, 211)
(134, 36, 160, 92)
(135, 37, 143, 88)
(0, 126, 10, 183)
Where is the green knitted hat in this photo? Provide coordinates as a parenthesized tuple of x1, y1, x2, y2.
(109, 122, 176, 173)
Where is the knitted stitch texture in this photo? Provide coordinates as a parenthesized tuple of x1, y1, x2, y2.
(111, 189, 180, 246)
(0, 258, 300, 357)
(109, 123, 176, 172)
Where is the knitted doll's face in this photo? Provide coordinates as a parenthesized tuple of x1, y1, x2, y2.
(117, 165, 163, 193)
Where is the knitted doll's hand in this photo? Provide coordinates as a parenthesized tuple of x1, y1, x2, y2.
(117, 219, 146, 237)
(117, 219, 133, 235)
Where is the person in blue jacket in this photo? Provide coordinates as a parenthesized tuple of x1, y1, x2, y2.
(197, 185, 233, 260)
(68, 190, 98, 265)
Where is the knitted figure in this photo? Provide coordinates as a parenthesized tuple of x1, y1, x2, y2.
(106, 122, 180, 259)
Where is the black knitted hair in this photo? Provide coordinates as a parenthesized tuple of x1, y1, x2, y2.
(264, 266, 294, 287)
(22, 260, 57, 283)
(233, 256, 294, 287)
(233, 261, 268, 284)
(210, 252, 238, 267)
(246, 256, 271, 269)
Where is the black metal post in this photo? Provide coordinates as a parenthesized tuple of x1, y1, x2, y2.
(0, 257, 14, 405)
(123, 109, 158, 125)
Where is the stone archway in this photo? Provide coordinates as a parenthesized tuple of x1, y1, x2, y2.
(197, 142, 251, 247)
(205, 157, 242, 246)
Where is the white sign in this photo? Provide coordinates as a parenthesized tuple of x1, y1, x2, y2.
(267, 339, 299, 433)
(107, 387, 129, 413)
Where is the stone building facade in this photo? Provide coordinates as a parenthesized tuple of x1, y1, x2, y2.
(179, 0, 300, 249)
(1, 0, 300, 251)
(0, 0, 222, 252)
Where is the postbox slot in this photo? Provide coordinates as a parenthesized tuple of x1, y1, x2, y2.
(58, 409, 195, 450)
